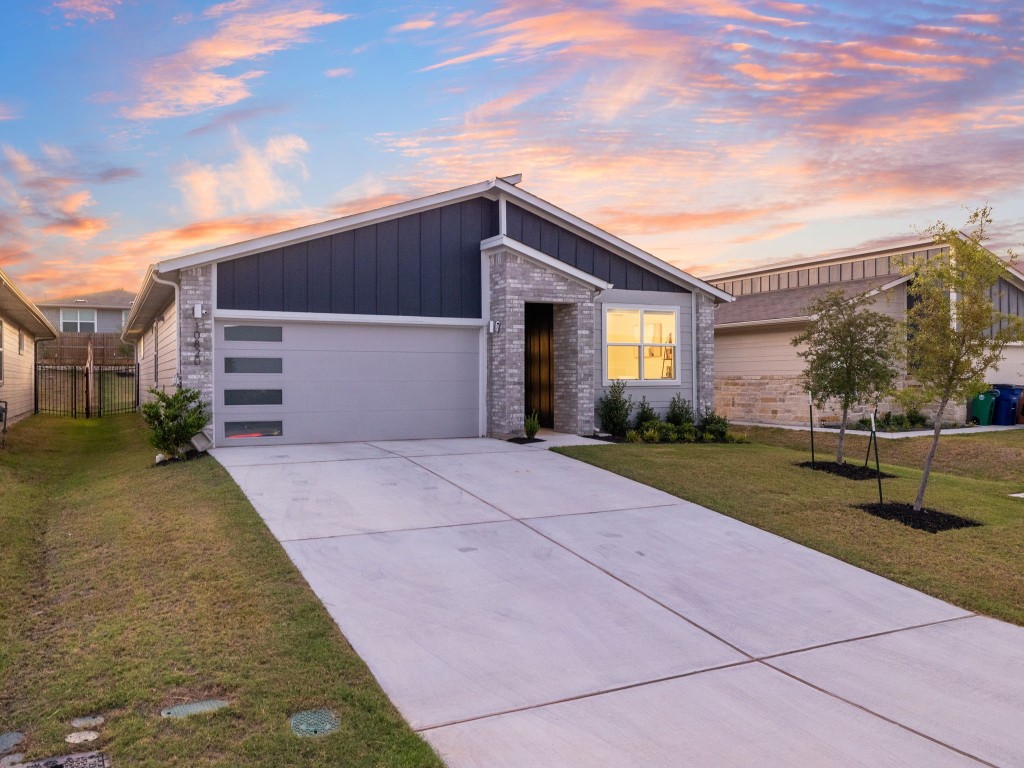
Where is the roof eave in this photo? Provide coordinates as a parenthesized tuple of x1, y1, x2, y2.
(0, 268, 58, 340)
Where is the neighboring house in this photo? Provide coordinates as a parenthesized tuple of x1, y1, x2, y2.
(0, 267, 58, 426)
(122, 176, 731, 447)
(706, 239, 1024, 425)
(37, 288, 136, 334)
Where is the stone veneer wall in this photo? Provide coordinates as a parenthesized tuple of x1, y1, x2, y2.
(715, 374, 969, 426)
(696, 294, 716, 412)
(177, 265, 215, 409)
(487, 248, 596, 438)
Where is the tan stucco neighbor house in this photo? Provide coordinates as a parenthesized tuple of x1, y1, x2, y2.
(0, 267, 58, 426)
(705, 239, 1024, 426)
(122, 177, 732, 447)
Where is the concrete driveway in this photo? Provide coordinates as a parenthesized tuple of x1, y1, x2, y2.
(212, 438, 1024, 767)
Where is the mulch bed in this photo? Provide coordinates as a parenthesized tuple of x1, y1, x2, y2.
(507, 437, 545, 445)
(155, 449, 208, 467)
(797, 461, 895, 480)
(854, 502, 983, 533)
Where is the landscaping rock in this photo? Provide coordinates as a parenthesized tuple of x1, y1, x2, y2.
(65, 732, 98, 745)
(69, 717, 103, 730)
(0, 734, 24, 755)
(160, 699, 228, 718)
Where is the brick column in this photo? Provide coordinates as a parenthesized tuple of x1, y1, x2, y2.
(177, 265, 215, 409)
(696, 293, 716, 413)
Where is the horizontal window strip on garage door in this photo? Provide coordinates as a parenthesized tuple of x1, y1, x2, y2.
(223, 325, 283, 342)
(225, 421, 283, 439)
(224, 357, 283, 374)
(224, 389, 283, 406)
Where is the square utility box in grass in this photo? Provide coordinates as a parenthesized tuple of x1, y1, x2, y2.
(122, 176, 732, 447)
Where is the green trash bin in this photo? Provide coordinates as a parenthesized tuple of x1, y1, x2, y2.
(971, 390, 999, 425)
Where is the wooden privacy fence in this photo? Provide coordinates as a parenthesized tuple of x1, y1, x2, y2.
(35, 364, 140, 418)
(37, 332, 135, 366)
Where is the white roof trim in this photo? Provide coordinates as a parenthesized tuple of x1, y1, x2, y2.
(481, 235, 613, 290)
(716, 316, 810, 329)
(151, 176, 731, 302)
(704, 237, 937, 282)
(491, 179, 734, 302)
(156, 179, 499, 273)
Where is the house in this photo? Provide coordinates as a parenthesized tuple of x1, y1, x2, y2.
(37, 288, 136, 333)
(0, 267, 58, 426)
(122, 176, 732, 446)
(36, 288, 136, 366)
(706, 239, 1024, 425)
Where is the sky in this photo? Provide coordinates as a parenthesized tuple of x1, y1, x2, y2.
(1, 0, 1023, 301)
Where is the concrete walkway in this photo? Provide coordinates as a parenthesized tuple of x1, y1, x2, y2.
(212, 438, 1024, 767)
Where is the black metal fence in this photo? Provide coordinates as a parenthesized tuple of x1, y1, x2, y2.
(35, 364, 139, 418)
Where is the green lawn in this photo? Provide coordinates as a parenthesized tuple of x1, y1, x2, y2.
(557, 428, 1024, 627)
(0, 415, 441, 767)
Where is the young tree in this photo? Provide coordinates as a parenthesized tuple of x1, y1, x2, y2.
(792, 289, 902, 464)
(902, 206, 1024, 511)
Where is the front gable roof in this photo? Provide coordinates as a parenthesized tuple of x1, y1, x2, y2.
(154, 177, 732, 302)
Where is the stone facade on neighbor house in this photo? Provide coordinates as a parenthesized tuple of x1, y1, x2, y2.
(709, 239, 1022, 427)
(487, 247, 597, 438)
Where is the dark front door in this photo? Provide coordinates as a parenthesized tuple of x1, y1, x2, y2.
(524, 303, 554, 429)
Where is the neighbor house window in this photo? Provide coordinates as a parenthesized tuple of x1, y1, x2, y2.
(60, 308, 97, 333)
(605, 307, 678, 382)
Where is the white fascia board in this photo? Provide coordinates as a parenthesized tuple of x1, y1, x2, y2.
(156, 179, 499, 273)
(0, 267, 58, 339)
(481, 235, 613, 290)
(862, 274, 912, 301)
(703, 238, 936, 282)
(213, 308, 487, 328)
(715, 316, 810, 330)
(121, 265, 177, 341)
(491, 179, 735, 303)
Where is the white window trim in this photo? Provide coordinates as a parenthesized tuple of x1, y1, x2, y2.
(602, 304, 681, 386)
(60, 307, 98, 333)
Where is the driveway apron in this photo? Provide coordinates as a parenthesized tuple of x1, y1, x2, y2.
(212, 438, 1024, 768)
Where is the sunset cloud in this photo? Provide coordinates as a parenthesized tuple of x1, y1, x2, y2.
(390, 16, 436, 33)
(0, 144, 120, 243)
(324, 67, 353, 78)
(0, 103, 17, 121)
(175, 131, 309, 218)
(123, 3, 345, 119)
(52, 0, 120, 21)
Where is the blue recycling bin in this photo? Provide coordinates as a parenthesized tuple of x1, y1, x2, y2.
(992, 384, 1022, 426)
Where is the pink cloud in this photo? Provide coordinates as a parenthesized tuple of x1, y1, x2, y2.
(324, 67, 353, 78)
(955, 13, 1000, 25)
(0, 103, 18, 121)
(52, 0, 120, 21)
(123, 3, 346, 119)
(390, 16, 436, 33)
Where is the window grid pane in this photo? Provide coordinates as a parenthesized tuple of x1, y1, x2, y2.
(605, 308, 678, 382)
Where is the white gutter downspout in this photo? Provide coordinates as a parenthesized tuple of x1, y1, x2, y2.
(150, 271, 181, 386)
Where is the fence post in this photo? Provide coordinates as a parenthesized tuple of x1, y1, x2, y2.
(135, 364, 140, 410)
(72, 368, 77, 418)
(97, 368, 103, 418)
(34, 364, 39, 414)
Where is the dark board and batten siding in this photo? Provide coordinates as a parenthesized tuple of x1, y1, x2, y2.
(217, 198, 498, 318)
(505, 203, 686, 293)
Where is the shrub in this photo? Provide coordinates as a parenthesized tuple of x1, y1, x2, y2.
(641, 426, 661, 443)
(697, 406, 729, 442)
(633, 396, 659, 429)
(141, 387, 210, 459)
(524, 411, 540, 439)
(907, 408, 928, 428)
(657, 422, 679, 443)
(624, 429, 642, 443)
(666, 394, 695, 427)
(597, 380, 633, 437)
(678, 423, 698, 443)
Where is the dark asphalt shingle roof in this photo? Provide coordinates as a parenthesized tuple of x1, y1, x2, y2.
(715, 275, 898, 326)
(37, 288, 136, 309)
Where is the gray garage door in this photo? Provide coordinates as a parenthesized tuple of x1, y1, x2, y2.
(214, 320, 482, 446)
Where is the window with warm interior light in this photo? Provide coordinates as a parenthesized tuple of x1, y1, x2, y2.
(604, 307, 677, 382)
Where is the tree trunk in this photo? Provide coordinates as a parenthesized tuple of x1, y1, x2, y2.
(914, 399, 948, 512)
(836, 406, 848, 464)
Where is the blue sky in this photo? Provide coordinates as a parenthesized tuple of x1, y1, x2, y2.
(2, 0, 1023, 298)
